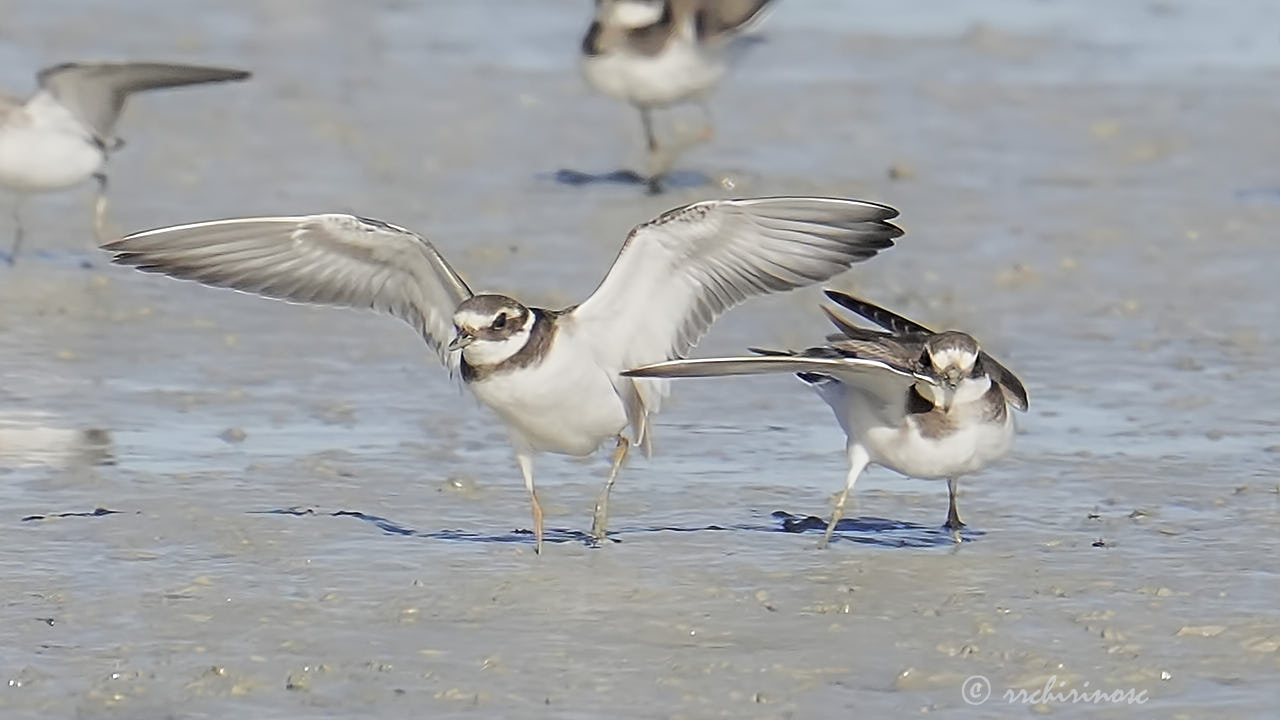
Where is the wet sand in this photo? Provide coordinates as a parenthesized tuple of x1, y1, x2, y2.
(2, 1, 1279, 717)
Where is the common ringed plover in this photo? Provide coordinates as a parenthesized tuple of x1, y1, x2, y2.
(625, 290, 1029, 546)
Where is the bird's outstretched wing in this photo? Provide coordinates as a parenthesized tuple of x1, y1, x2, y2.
(571, 196, 902, 446)
(623, 353, 933, 385)
(824, 290, 1029, 410)
(36, 62, 250, 142)
(104, 215, 474, 366)
(575, 197, 901, 369)
(624, 347, 934, 414)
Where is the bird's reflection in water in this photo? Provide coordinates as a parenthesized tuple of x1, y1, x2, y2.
(0, 412, 114, 469)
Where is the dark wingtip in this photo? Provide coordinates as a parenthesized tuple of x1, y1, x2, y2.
(819, 304, 878, 340)
(207, 68, 252, 81)
(823, 289, 858, 308)
(620, 366, 659, 377)
(823, 290, 934, 335)
(823, 289, 880, 321)
(796, 371, 833, 385)
(38, 61, 77, 76)
(748, 347, 790, 356)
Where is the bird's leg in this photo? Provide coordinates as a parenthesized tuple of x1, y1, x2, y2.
(92, 172, 110, 247)
(590, 436, 630, 544)
(637, 106, 669, 194)
(693, 99, 715, 144)
(944, 477, 965, 539)
(667, 101, 715, 158)
(639, 105, 659, 153)
(820, 443, 870, 549)
(5, 198, 24, 266)
(517, 453, 544, 554)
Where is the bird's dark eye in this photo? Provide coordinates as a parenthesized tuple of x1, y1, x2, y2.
(492, 314, 507, 330)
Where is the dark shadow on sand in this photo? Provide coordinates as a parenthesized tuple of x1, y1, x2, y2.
(547, 168, 713, 194)
(1236, 187, 1280, 204)
(21, 507, 124, 522)
(251, 507, 981, 548)
(0, 247, 98, 268)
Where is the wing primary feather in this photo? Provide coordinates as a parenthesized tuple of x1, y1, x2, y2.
(824, 290, 934, 336)
(623, 354, 933, 385)
(819, 305, 890, 341)
(822, 292, 1030, 411)
(107, 215, 473, 365)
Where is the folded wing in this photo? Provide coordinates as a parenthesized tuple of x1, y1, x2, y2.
(104, 215, 473, 366)
(824, 289, 1029, 411)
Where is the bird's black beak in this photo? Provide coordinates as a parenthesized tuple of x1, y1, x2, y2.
(940, 370, 961, 411)
(449, 331, 475, 352)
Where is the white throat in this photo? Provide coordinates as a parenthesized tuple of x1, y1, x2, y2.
(914, 375, 992, 410)
(952, 375, 993, 406)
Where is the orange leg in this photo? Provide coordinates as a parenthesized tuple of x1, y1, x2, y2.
(819, 443, 870, 549)
(590, 436, 630, 543)
(517, 453, 543, 554)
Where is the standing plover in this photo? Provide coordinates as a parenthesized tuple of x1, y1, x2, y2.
(624, 290, 1028, 545)
(581, 0, 774, 192)
(0, 62, 250, 264)
(104, 197, 902, 552)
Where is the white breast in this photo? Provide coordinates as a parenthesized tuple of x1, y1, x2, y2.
(582, 29, 727, 107)
(866, 412, 1015, 479)
(467, 321, 630, 457)
(817, 381, 1015, 479)
(0, 92, 104, 193)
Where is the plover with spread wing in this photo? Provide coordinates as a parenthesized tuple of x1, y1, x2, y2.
(625, 290, 1028, 545)
(0, 62, 251, 264)
(581, 0, 775, 192)
(104, 197, 902, 552)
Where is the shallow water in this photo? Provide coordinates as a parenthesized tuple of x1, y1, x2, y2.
(1, 1, 1278, 717)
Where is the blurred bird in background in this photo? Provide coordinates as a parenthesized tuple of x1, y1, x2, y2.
(581, 0, 774, 193)
(0, 62, 251, 265)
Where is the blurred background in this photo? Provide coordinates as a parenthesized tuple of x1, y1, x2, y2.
(1, 1, 1278, 717)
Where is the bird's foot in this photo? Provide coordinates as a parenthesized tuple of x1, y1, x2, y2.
(589, 503, 609, 546)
